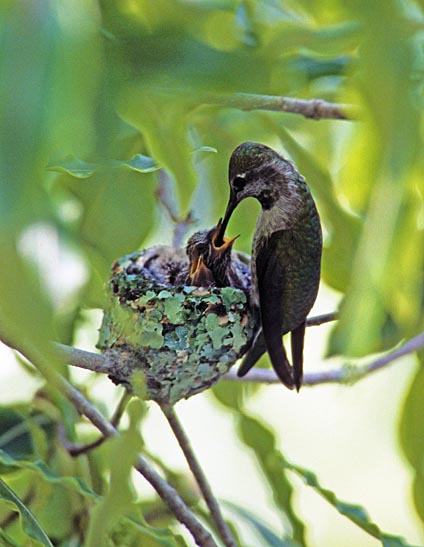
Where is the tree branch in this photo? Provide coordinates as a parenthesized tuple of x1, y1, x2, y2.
(224, 331, 424, 385)
(201, 92, 359, 121)
(160, 403, 237, 547)
(46, 319, 422, 390)
(9, 343, 219, 547)
(51, 312, 338, 376)
(306, 312, 337, 327)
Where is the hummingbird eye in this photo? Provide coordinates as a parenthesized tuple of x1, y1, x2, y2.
(233, 176, 247, 192)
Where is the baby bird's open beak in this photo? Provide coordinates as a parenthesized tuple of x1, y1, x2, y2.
(189, 253, 215, 287)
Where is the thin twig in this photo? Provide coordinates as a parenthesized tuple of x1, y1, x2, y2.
(200, 92, 359, 120)
(7, 343, 219, 547)
(133, 456, 218, 547)
(156, 171, 196, 248)
(224, 331, 424, 385)
(306, 312, 338, 326)
(160, 402, 237, 547)
(61, 391, 132, 456)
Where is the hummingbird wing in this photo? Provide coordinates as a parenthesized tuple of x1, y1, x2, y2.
(291, 321, 306, 391)
(255, 235, 295, 389)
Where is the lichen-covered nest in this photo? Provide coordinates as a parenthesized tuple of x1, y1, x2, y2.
(97, 249, 254, 404)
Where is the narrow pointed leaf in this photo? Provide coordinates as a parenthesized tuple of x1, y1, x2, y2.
(226, 502, 300, 547)
(47, 156, 98, 178)
(0, 478, 54, 547)
(0, 448, 97, 500)
(285, 460, 419, 547)
(116, 153, 160, 173)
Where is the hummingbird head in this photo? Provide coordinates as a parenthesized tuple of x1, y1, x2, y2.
(216, 142, 301, 244)
(186, 222, 238, 287)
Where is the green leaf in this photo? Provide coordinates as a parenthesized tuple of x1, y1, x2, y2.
(118, 90, 199, 214)
(0, 449, 97, 500)
(0, 243, 60, 378)
(0, 528, 21, 547)
(0, 408, 54, 465)
(0, 477, 54, 547)
(237, 413, 306, 545)
(116, 153, 160, 173)
(47, 153, 161, 178)
(47, 156, 99, 178)
(226, 502, 300, 547)
(85, 399, 143, 547)
(399, 354, 424, 525)
(285, 460, 418, 547)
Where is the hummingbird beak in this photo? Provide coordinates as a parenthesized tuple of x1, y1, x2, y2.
(211, 219, 239, 256)
(214, 193, 238, 246)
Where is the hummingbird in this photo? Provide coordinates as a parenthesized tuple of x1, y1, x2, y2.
(216, 142, 322, 390)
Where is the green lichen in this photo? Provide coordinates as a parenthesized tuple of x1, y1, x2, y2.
(97, 250, 255, 404)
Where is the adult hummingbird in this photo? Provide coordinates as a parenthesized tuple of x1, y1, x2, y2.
(217, 142, 322, 390)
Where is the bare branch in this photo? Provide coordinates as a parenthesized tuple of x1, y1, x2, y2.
(160, 403, 237, 547)
(54, 342, 111, 373)
(306, 312, 338, 327)
(201, 93, 359, 121)
(224, 331, 424, 386)
(51, 311, 338, 376)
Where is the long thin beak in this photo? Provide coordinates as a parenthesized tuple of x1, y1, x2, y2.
(211, 220, 239, 255)
(215, 193, 237, 246)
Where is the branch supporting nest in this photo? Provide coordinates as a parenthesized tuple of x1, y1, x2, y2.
(51, 321, 423, 389)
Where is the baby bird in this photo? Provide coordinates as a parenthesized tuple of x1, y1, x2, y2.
(184, 220, 250, 289)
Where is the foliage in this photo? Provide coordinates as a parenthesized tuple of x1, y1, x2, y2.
(0, 0, 424, 546)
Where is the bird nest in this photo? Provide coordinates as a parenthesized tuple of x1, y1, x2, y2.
(97, 248, 255, 404)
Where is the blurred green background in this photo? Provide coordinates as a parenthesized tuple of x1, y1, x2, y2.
(1, 1, 424, 546)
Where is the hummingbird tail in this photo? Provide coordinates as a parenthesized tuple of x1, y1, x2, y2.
(268, 344, 295, 390)
(291, 321, 306, 392)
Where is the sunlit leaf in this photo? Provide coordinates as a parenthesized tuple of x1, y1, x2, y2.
(285, 461, 418, 547)
(47, 154, 161, 178)
(0, 478, 54, 547)
(116, 154, 160, 173)
(47, 156, 99, 178)
(226, 502, 300, 547)
(0, 449, 97, 500)
(237, 413, 306, 545)
(118, 89, 199, 215)
(399, 352, 424, 525)
(85, 399, 176, 547)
